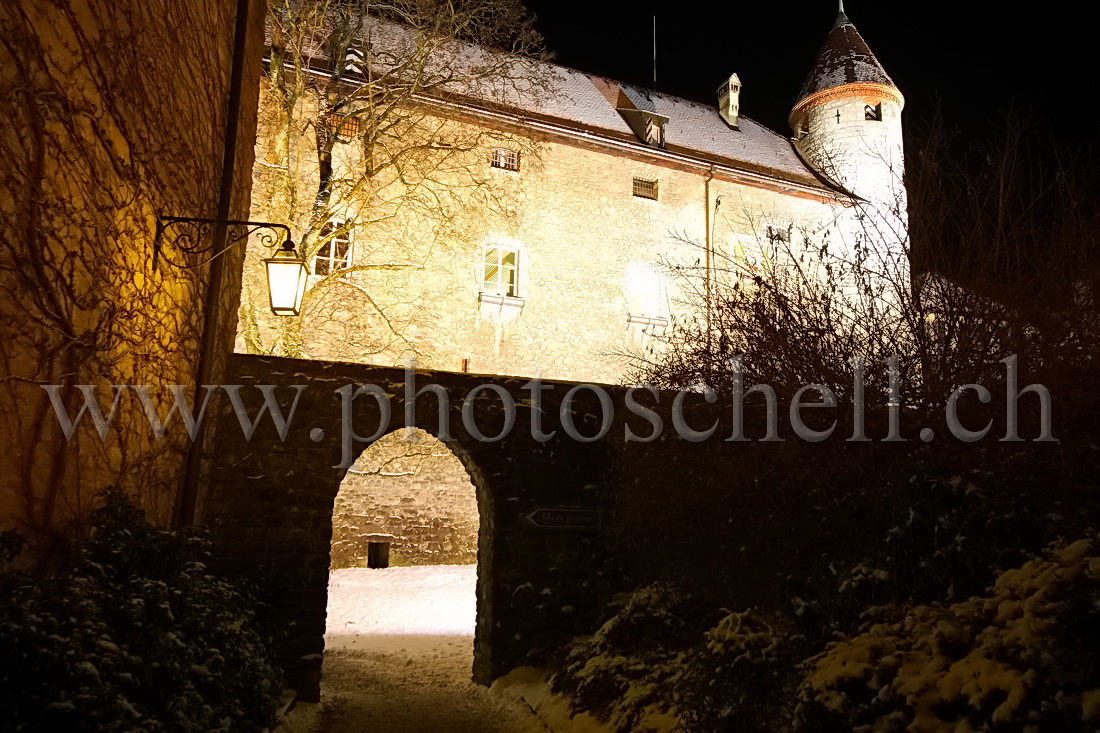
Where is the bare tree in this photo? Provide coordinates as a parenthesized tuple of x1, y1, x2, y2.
(239, 0, 548, 363)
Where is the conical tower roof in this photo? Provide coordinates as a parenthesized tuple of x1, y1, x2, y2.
(796, 9, 896, 104)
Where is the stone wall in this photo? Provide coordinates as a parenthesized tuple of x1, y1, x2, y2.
(203, 353, 785, 701)
(204, 354, 631, 700)
(0, 0, 266, 545)
(331, 429, 479, 567)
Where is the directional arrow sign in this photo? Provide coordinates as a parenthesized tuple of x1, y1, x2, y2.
(524, 507, 602, 530)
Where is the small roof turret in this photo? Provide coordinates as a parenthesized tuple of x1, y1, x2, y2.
(795, 6, 896, 105)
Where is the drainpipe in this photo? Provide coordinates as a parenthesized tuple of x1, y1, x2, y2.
(176, 0, 254, 526)
(704, 166, 715, 352)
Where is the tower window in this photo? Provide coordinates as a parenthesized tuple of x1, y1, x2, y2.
(766, 226, 790, 244)
(865, 103, 882, 121)
(632, 177, 659, 200)
(491, 147, 519, 171)
(314, 223, 352, 276)
(482, 245, 518, 297)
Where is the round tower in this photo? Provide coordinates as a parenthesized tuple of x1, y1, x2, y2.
(790, 5, 906, 229)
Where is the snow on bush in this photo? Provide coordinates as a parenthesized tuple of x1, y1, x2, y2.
(550, 585, 687, 732)
(549, 538, 1100, 732)
(0, 489, 282, 731)
(675, 609, 803, 732)
(796, 538, 1100, 732)
(550, 587, 805, 732)
(546, 463, 1100, 732)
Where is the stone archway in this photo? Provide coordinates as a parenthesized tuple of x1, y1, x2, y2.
(204, 354, 622, 701)
(325, 427, 492, 681)
(325, 425, 500, 691)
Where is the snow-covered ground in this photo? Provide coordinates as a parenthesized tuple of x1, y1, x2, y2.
(326, 565, 477, 638)
(320, 565, 549, 732)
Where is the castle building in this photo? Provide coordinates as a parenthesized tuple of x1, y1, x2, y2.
(239, 7, 906, 385)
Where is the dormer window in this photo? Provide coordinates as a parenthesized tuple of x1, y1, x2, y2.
(616, 107, 669, 148)
(344, 46, 365, 75)
(642, 114, 664, 147)
(491, 147, 519, 171)
(865, 103, 882, 121)
(632, 177, 659, 200)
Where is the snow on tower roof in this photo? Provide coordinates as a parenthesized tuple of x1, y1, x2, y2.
(796, 10, 896, 104)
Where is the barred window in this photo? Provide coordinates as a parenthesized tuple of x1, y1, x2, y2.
(325, 115, 361, 141)
(632, 177, 658, 200)
(313, 223, 352, 276)
(491, 147, 519, 171)
(766, 225, 790, 244)
(482, 245, 518, 297)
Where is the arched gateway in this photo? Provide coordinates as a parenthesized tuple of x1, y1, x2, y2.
(202, 354, 623, 701)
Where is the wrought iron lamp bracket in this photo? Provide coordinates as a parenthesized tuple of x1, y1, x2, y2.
(153, 216, 294, 270)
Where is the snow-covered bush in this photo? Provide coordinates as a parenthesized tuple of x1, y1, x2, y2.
(0, 489, 282, 731)
(785, 466, 1087, 649)
(795, 538, 1100, 732)
(676, 609, 804, 732)
(570, 427, 1100, 731)
(550, 585, 694, 732)
(550, 586, 810, 732)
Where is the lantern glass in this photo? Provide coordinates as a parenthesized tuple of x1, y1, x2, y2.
(264, 248, 308, 316)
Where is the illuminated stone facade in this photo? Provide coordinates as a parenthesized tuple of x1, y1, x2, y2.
(235, 10, 908, 572)
(237, 10, 907, 386)
(0, 0, 266, 547)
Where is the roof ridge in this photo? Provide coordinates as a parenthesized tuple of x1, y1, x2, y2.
(338, 15, 828, 189)
(551, 65, 744, 116)
(353, 14, 795, 140)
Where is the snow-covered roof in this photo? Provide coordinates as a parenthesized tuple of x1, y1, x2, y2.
(796, 11, 896, 103)
(343, 18, 831, 190)
(468, 64, 828, 188)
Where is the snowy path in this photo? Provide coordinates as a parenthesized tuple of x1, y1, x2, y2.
(321, 565, 548, 733)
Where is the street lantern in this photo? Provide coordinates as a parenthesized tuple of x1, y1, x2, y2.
(153, 216, 306, 316)
(264, 241, 308, 316)
(153, 214, 305, 530)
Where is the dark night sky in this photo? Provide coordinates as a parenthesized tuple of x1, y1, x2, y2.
(523, 1, 1094, 144)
